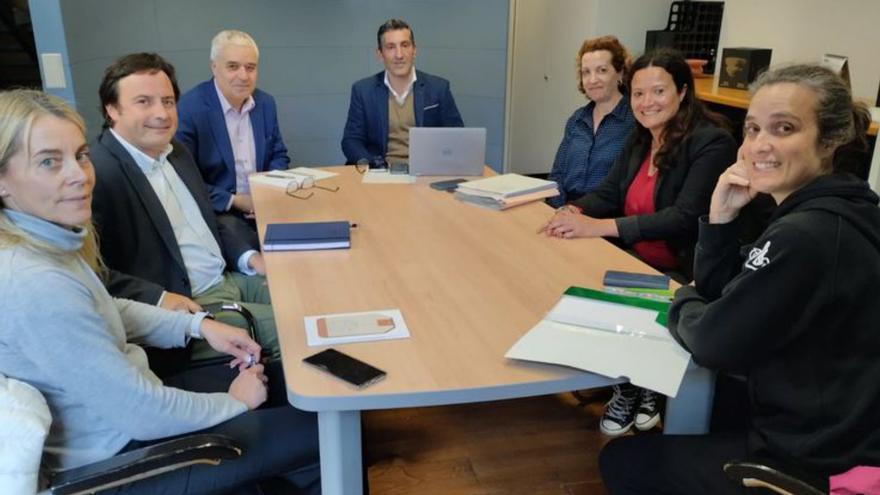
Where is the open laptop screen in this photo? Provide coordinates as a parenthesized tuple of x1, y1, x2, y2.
(408, 127, 486, 176)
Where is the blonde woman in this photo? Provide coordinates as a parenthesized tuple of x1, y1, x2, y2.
(0, 90, 319, 494)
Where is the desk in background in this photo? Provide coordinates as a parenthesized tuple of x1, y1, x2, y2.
(695, 77, 878, 136)
(252, 167, 714, 495)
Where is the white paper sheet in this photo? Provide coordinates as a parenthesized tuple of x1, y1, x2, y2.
(288, 167, 338, 181)
(304, 309, 410, 346)
(505, 319, 691, 397)
(505, 293, 691, 396)
(361, 170, 416, 184)
(547, 295, 674, 341)
(249, 168, 339, 190)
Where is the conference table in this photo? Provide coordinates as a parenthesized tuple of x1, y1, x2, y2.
(251, 167, 714, 495)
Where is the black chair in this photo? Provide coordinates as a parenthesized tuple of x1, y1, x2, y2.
(193, 302, 260, 368)
(723, 460, 825, 495)
(48, 434, 241, 494)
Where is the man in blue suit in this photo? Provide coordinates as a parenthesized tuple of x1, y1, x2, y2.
(176, 30, 290, 219)
(341, 19, 464, 165)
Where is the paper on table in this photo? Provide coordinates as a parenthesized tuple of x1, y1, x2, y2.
(248, 168, 338, 189)
(288, 167, 338, 181)
(361, 170, 416, 184)
(505, 288, 690, 396)
(505, 319, 690, 397)
(248, 173, 301, 189)
(304, 309, 410, 346)
(547, 294, 673, 341)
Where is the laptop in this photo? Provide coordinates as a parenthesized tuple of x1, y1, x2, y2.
(408, 127, 486, 176)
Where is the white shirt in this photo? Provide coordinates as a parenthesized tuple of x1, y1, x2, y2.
(214, 80, 257, 210)
(384, 68, 418, 106)
(109, 130, 257, 296)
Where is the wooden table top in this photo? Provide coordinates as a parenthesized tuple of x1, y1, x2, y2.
(694, 77, 879, 136)
(252, 167, 659, 410)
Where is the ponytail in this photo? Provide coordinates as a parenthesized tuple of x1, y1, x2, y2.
(832, 102, 871, 174)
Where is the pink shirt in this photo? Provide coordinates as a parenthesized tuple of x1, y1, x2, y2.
(214, 80, 257, 202)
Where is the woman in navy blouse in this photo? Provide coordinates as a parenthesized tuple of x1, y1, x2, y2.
(547, 36, 636, 208)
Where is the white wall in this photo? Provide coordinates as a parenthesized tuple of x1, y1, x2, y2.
(718, 0, 880, 102)
(505, 0, 671, 175)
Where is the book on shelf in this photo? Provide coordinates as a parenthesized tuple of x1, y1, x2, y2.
(505, 286, 691, 397)
(455, 173, 557, 200)
(263, 221, 351, 251)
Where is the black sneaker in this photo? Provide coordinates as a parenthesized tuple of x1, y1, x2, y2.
(635, 388, 662, 431)
(600, 384, 639, 436)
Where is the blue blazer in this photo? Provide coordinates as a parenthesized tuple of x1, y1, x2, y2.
(341, 70, 464, 164)
(176, 79, 290, 211)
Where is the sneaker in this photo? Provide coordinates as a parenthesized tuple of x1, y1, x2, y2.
(634, 388, 662, 431)
(600, 384, 639, 436)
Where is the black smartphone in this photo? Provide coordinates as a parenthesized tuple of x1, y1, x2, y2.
(429, 178, 468, 192)
(302, 348, 386, 388)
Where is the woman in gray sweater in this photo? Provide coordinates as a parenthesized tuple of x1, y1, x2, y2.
(0, 90, 319, 494)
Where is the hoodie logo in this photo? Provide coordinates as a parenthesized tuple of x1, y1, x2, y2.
(745, 241, 771, 271)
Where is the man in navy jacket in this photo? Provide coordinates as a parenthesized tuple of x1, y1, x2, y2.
(341, 19, 464, 165)
(176, 30, 290, 217)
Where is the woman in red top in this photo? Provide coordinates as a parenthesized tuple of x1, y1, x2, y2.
(540, 48, 736, 437)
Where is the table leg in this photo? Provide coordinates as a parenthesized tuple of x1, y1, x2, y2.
(318, 410, 363, 495)
(663, 365, 716, 434)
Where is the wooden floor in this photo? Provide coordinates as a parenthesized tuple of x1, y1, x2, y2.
(363, 389, 618, 495)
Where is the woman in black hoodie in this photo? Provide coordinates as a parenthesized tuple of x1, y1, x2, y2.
(600, 64, 880, 493)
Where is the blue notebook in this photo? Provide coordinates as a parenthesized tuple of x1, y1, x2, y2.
(602, 270, 670, 290)
(263, 221, 350, 251)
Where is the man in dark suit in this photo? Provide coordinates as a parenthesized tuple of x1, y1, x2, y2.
(341, 18, 464, 165)
(90, 52, 278, 377)
(176, 30, 289, 219)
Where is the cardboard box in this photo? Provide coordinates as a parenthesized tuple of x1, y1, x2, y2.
(719, 47, 772, 90)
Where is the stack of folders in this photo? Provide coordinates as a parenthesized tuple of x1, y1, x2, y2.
(602, 270, 674, 302)
(263, 221, 350, 251)
(453, 174, 559, 210)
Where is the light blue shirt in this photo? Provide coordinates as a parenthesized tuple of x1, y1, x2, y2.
(0, 209, 245, 470)
(109, 130, 256, 294)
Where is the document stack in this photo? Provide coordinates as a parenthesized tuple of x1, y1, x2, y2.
(453, 174, 559, 210)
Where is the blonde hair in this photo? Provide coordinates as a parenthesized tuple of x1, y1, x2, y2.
(0, 89, 103, 273)
(210, 29, 260, 61)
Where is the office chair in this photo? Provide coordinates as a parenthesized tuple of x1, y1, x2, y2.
(1, 375, 241, 495)
(194, 302, 260, 368)
(723, 460, 825, 495)
(47, 434, 241, 494)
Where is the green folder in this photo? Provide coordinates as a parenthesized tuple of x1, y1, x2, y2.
(563, 286, 671, 326)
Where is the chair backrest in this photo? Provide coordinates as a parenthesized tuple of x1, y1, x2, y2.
(0, 373, 52, 495)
